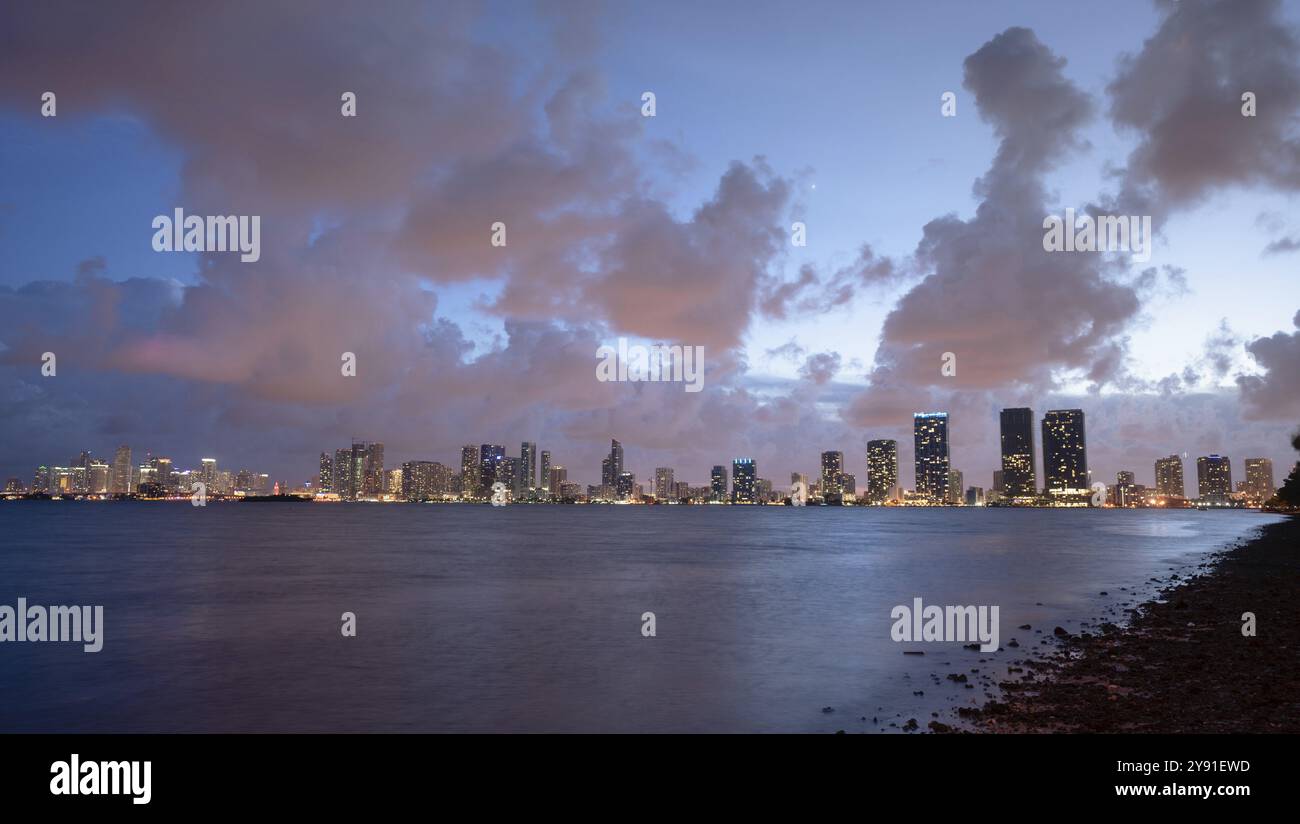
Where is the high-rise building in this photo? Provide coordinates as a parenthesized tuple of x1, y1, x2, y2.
(401, 461, 440, 501)
(520, 442, 537, 491)
(947, 469, 963, 504)
(866, 439, 898, 504)
(1244, 458, 1275, 500)
(498, 457, 519, 496)
(732, 458, 757, 504)
(362, 442, 385, 497)
(602, 439, 624, 488)
(32, 465, 50, 494)
(87, 461, 110, 494)
(913, 413, 950, 502)
(334, 448, 353, 499)
(1197, 455, 1232, 503)
(539, 451, 552, 493)
(1041, 409, 1088, 494)
(111, 446, 132, 495)
(992, 469, 1005, 493)
(1115, 470, 1137, 507)
(654, 467, 675, 501)
(1154, 454, 1184, 498)
(318, 452, 333, 493)
(999, 407, 1037, 497)
(711, 465, 727, 502)
(548, 465, 567, 495)
(479, 444, 504, 498)
(820, 451, 844, 502)
(460, 445, 480, 500)
(616, 471, 635, 500)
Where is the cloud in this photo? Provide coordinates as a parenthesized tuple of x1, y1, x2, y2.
(1238, 310, 1300, 420)
(846, 26, 1138, 427)
(1108, 0, 1300, 215)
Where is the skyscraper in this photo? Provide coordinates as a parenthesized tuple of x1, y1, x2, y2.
(548, 465, 566, 495)
(866, 439, 898, 504)
(602, 439, 624, 488)
(710, 465, 727, 502)
(654, 467, 675, 501)
(1245, 458, 1275, 500)
(947, 469, 963, 504)
(520, 442, 537, 492)
(111, 445, 132, 495)
(913, 413, 950, 502)
(732, 458, 756, 504)
(334, 448, 352, 499)
(362, 442, 385, 497)
(479, 444, 504, 498)
(616, 471, 635, 500)
(999, 407, 1037, 497)
(820, 451, 844, 502)
(1197, 455, 1232, 503)
(539, 450, 552, 493)
(318, 452, 333, 493)
(460, 445, 480, 500)
(1041, 409, 1088, 494)
(1154, 454, 1184, 498)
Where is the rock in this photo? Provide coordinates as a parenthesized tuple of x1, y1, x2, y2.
(947, 673, 968, 683)
(928, 721, 952, 733)
(902, 718, 919, 731)
(1053, 626, 1070, 637)
(1019, 624, 1032, 630)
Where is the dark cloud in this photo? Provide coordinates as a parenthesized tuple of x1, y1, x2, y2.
(1108, 0, 1300, 215)
(846, 26, 1136, 425)
(1238, 310, 1300, 420)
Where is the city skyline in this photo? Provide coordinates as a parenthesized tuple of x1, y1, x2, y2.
(9, 404, 1287, 507)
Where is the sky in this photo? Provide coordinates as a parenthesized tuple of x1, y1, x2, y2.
(1, 0, 1299, 492)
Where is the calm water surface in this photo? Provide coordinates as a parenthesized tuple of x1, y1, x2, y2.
(0, 502, 1279, 732)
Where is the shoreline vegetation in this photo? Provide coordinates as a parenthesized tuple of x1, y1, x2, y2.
(945, 515, 1299, 734)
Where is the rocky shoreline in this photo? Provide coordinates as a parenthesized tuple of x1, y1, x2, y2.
(944, 515, 1299, 733)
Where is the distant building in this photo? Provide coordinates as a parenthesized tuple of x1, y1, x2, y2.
(461, 445, 480, 500)
(820, 451, 844, 502)
(1154, 454, 1184, 498)
(602, 439, 624, 488)
(947, 469, 963, 504)
(1041, 409, 1088, 494)
(1197, 455, 1232, 503)
(999, 407, 1037, 496)
(992, 469, 1005, 494)
(479, 444, 504, 498)
(333, 448, 353, 500)
(866, 439, 898, 504)
(539, 451, 552, 493)
(548, 465, 567, 495)
(112, 446, 132, 495)
(1244, 458, 1275, 500)
(616, 471, 635, 500)
(965, 486, 985, 506)
(318, 452, 333, 493)
(1115, 470, 1137, 507)
(654, 467, 675, 501)
(520, 442, 537, 492)
(732, 458, 757, 504)
(710, 465, 727, 502)
(913, 413, 950, 502)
